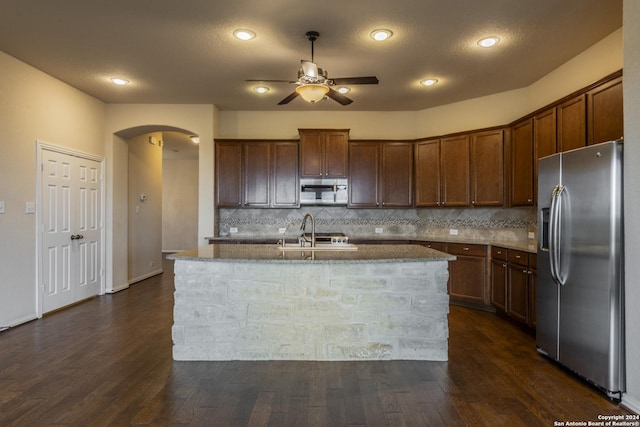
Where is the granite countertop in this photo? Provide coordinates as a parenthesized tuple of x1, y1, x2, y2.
(168, 243, 456, 264)
(206, 235, 538, 254)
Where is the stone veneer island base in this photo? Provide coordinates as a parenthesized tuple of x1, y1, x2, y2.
(168, 244, 454, 361)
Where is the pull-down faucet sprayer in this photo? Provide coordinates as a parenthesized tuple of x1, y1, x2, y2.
(300, 213, 316, 247)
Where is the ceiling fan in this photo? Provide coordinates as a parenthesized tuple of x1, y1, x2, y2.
(246, 31, 379, 105)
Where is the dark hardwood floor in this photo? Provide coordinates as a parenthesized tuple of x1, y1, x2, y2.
(0, 257, 632, 426)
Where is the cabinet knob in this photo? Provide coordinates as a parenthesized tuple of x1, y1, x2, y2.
(472, 200, 475, 205)
(528, 199, 532, 203)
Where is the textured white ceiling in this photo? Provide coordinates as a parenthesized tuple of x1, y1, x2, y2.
(0, 0, 622, 111)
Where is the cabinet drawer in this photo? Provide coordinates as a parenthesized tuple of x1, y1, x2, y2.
(491, 246, 508, 261)
(508, 250, 529, 267)
(446, 243, 486, 257)
(419, 241, 446, 251)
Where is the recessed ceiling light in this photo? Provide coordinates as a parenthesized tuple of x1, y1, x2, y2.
(337, 87, 351, 94)
(253, 86, 269, 94)
(110, 77, 129, 86)
(420, 79, 439, 87)
(477, 36, 500, 48)
(370, 29, 393, 41)
(233, 29, 256, 41)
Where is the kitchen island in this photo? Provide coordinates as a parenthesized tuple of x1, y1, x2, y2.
(168, 244, 454, 361)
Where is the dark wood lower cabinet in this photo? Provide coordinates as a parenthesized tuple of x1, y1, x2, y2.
(445, 243, 488, 309)
(491, 246, 536, 328)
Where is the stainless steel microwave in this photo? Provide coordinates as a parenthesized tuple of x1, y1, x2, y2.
(300, 178, 348, 205)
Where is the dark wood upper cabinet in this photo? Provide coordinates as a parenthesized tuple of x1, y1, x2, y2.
(440, 135, 470, 207)
(348, 142, 379, 207)
(510, 119, 534, 206)
(215, 142, 243, 207)
(380, 142, 413, 207)
(470, 129, 504, 206)
(534, 108, 557, 160)
(216, 141, 299, 208)
(348, 141, 413, 208)
(243, 143, 271, 207)
(587, 76, 623, 145)
(271, 142, 300, 207)
(557, 94, 586, 152)
(414, 139, 441, 207)
(299, 129, 348, 178)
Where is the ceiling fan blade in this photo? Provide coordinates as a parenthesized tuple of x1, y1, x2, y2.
(301, 60, 319, 78)
(278, 91, 300, 105)
(326, 88, 353, 105)
(245, 79, 295, 83)
(330, 76, 379, 85)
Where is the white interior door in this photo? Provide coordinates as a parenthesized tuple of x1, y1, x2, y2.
(41, 148, 102, 313)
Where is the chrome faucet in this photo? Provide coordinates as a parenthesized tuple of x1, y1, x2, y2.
(299, 213, 316, 247)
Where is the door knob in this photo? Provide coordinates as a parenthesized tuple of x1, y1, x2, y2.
(70, 234, 84, 240)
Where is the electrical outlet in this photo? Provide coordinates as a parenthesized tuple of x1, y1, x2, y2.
(375, 227, 383, 234)
(528, 231, 535, 240)
(229, 227, 238, 233)
(278, 228, 287, 234)
(449, 228, 458, 236)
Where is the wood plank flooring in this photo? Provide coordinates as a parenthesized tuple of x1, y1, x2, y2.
(0, 256, 632, 426)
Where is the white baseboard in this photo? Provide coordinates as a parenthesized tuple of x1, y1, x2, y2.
(622, 393, 640, 415)
(0, 313, 38, 331)
(128, 268, 163, 285)
(106, 283, 130, 294)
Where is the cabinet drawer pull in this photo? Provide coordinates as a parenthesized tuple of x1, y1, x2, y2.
(522, 269, 528, 273)
(502, 263, 507, 267)
(463, 247, 470, 251)
(515, 255, 521, 259)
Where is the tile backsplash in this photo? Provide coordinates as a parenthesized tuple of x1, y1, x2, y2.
(218, 206, 537, 242)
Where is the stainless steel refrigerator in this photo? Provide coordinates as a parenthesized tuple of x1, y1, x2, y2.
(537, 140, 625, 400)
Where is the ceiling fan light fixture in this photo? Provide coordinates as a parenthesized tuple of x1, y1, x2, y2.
(477, 36, 500, 48)
(233, 29, 256, 41)
(295, 84, 329, 103)
(420, 79, 438, 87)
(370, 29, 393, 41)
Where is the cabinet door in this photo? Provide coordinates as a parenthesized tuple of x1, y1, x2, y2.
(440, 135, 470, 207)
(470, 129, 504, 206)
(557, 95, 586, 152)
(507, 265, 529, 324)
(587, 76, 623, 145)
(414, 139, 441, 207)
(528, 270, 537, 328)
(244, 143, 270, 207)
(348, 142, 379, 207)
(380, 142, 413, 207)
(272, 142, 299, 207)
(299, 131, 324, 177)
(511, 119, 534, 206)
(324, 131, 349, 177)
(534, 108, 557, 159)
(491, 259, 508, 312)
(215, 142, 243, 207)
(448, 255, 486, 304)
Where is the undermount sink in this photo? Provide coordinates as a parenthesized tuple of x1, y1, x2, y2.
(277, 242, 358, 251)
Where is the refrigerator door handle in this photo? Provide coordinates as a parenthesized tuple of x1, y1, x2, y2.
(551, 184, 567, 286)
(549, 184, 563, 286)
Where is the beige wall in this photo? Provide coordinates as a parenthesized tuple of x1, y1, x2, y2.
(0, 51, 105, 327)
(622, 0, 640, 413)
(127, 133, 163, 283)
(162, 159, 199, 251)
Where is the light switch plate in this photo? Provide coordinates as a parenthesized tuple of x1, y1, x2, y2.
(528, 231, 535, 239)
(229, 227, 238, 233)
(449, 228, 458, 236)
(375, 227, 383, 234)
(25, 202, 35, 214)
(278, 228, 287, 234)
